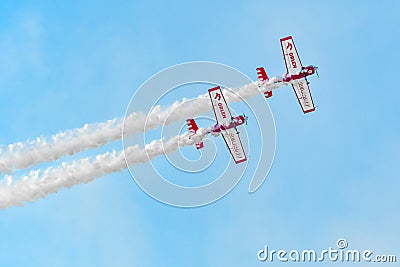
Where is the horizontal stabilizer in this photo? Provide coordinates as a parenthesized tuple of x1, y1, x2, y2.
(256, 67, 272, 98)
(186, 118, 199, 133)
(195, 143, 204, 149)
(186, 119, 204, 149)
(264, 91, 272, 98)
(256, 67, 269, 82)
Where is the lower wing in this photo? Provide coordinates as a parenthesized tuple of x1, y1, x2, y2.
(291, 78, 315, 113)
(221, 128, 247, 164)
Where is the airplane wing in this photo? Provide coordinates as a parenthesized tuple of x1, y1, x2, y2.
(280, 36, 302, 75)
(208, 86, 232, 126)
(221, 128, 247, 164)
(291, 78, 315, 113)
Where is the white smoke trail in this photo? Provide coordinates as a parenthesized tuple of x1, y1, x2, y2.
(0, 79, 286, 174)
(0, 128, 211, 209)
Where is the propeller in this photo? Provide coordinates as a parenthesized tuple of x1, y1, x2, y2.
(314, 66, 319, 78)
(243, 113, 248, 125)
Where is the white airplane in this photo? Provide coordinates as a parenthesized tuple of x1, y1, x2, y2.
(257, 36, 318, 114)
(187, 86, 247, 164)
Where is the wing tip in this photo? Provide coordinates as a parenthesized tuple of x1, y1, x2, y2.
(303, 108, 316, 114)
(208, 86, 221, 93)
(235, 158, 247, 164)
(280, 35, 293, 42)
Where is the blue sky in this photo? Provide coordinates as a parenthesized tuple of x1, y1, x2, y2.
(0, 1, 399, 266)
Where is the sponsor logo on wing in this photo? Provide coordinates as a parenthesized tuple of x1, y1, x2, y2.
(214, 92, 221, 101)
(289, 52, 297, 69)
(229, 132, 242, 156)
(298, 81, 311, 107)
(218, 102, 227, 119)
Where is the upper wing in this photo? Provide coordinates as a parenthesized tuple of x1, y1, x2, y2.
(221, 128, 247, 164)
(208, 86, 232, 126)
(280, 36, 302, 75)
(291, 78, 315, 113)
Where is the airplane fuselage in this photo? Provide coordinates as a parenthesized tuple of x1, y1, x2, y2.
(211, 115, 246, 133)
(282, 65, 316, 82)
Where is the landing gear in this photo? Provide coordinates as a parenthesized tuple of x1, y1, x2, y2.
(231, 117, 239, 134)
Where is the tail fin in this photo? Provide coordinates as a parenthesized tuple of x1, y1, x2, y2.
(256, 67, 272, 98)
(186, 119, 204, 149)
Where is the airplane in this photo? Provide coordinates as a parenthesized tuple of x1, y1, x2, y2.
(257, 36, 318, 114)
(186, 36, 317, 163)
(186, 86, 247, 164)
